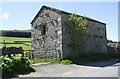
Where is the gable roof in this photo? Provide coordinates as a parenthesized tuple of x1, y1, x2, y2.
(31, 5, 106, 25)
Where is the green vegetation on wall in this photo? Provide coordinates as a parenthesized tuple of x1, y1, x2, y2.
(65, 14, 89, 54)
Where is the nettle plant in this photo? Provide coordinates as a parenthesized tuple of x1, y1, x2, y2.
(65, 14, 89, 54)
(0, 54, 35, 78)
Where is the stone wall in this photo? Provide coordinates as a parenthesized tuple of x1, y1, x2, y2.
(116, 46, 120, 53)
(85, 20, 107, 53)
(1, 46, 23, 56)
(61, 13, 107, 59)
(31, 6, 108, 59)
(31, 7, 62, 59)
(107, 46, 120, 53)
(61, 13, 75, 59)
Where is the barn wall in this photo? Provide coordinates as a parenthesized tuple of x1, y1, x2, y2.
(31, 6, 107, 59)
(85, 21, 107, 53)
(31, 7, 62, 59)
(61, 13, 107, 59)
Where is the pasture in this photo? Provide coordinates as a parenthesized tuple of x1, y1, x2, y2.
(0, 37, 31, 50)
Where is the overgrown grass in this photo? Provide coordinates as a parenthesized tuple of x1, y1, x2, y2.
(31, 58, 73, 65)
(30, 53, 120, 65)
(31, 59, 57, 64)
(0, 36, 31, 50)
(69, 53, 120, 64)
(107, 43, 117, 46)
(60, 59, 73, 65)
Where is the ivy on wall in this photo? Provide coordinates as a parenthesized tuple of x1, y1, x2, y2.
(65, 14, 89, 54)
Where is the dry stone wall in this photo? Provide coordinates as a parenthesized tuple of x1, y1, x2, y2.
(107, 45, 120, 53)
(1, 46, 23, 56)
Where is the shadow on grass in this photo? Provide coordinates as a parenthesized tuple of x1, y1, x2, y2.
(0, 42, 23, 44)
(14, 41, 31, 43)
(69, 53, 120, 67)
(23, 43, 30, 46)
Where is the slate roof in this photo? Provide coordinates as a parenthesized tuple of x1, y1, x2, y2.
(31, 5, 106, 25)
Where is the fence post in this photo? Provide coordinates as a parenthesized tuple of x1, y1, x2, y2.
(3, 40, 6, 56)
(3, 40, 6, 47)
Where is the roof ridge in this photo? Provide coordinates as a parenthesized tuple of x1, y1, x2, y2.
(31, 5, 106, 25)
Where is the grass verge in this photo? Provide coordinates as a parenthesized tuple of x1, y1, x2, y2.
(31, 59, 57, 64)
(30, 53, 120, 65)
(69, 53, 120, 64)
(60, 59, 73, 65)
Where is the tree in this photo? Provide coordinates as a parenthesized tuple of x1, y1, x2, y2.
(65, 14, 89, 54)
(107, 39, 113, 43)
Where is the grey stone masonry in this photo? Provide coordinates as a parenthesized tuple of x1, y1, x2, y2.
(31, 5, 107, 59)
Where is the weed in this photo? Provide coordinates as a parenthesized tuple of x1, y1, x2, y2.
(60, 59, 73, 65)
(69, 53, 120, 64)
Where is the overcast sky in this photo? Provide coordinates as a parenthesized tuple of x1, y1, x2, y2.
(0, 2, 118, 41)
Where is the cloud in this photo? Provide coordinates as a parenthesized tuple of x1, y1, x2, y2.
(1, 12, 10, 19)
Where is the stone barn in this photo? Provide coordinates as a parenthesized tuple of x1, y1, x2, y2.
(31, 5, 107, 59)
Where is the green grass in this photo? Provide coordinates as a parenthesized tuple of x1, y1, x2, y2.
(29, 53, 120, 64)
(31, 59, 57, 64)
(0, 36, 31, 50)
(107, 43, 117, 46)
(60, 59, 73, 65)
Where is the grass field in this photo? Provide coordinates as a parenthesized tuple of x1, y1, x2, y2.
(0, 36, 31, 50)
(107, 43, 118, 46)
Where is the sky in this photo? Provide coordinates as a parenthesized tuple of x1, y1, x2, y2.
(0, 2, 118, 41)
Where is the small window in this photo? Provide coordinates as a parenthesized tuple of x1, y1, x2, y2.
(41, 25, 46, 35)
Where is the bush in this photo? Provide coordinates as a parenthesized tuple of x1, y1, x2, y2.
(0, 55, 15, 77)
(0, 54, 35, 78)
(60, 59, 72, 65)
